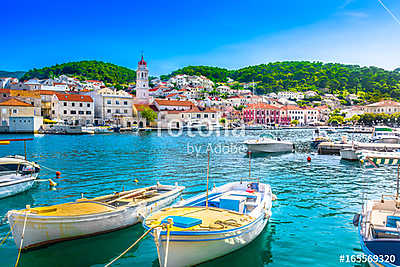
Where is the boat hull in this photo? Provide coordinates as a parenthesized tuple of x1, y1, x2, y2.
(372, 138, 400, 144)
(245, 142, 293, 153)
(340, 149, 358, 161)
(7, 187, 182, 250)
(154, 214, 269, 267)
(0, 174, 38, 199)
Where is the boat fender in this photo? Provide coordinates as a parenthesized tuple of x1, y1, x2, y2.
(48, 179, 57, 187)
(246, 184, 255, 193)
(353, 213, 360, 227)
(272, 194, 277, 201)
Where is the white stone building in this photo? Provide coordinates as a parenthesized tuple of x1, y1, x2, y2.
(50, 93, 94, 125)
(365, 100, 400, 114)
(86, 88, 134, 126)
(277, 91, 304, 100)
(0, 98, 43, 133)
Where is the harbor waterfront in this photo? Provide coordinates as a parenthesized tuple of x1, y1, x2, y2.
(0, 129, 398, 266)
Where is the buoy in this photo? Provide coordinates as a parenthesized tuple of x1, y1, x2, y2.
(48, 179, 57, 187)
(307, 156, 311, 162)
(134, 179, 139, 183)
(55, 171, 61, 178)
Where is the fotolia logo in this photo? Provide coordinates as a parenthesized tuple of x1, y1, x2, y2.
(156, 119, 246, 137)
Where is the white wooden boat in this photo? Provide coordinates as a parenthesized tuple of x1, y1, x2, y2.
(340, 148, 359, 161)
(353, 152, 400, 266)
(244, 133, 294, 153)
(7, 183, 184, 250)
(311, 128, 330, 149)
(371, 127, 400, 144)
(0, 155, 40, 199)
(143, 181, 273, 267)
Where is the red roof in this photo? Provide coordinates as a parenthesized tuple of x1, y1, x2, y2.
(0, 98, 33, 107)
(367, 100, 400, 107)
(55, 93, 93, 102)
(154, 99, 193, 107)
(280, 105, 303, 110)
(39, 90, 59, 95)
(138, 55, 147, 66)
(183, 107, 217, 113)
(245, 103, 279, 110)
(134, 104, 158, 112)
(166, 93, 178, 98)
(149, 88, 160, 92)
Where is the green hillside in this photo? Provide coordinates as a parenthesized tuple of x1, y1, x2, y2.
(0, 70, 26, 79)
(21, 61, 136, 86)
(161, 62, 400, 100)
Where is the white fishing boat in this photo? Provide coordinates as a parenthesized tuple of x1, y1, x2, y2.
(143, 181, 273, 267)
(244, 133, 294, 153)
(311, 127, 330, 149)
(353, 151, 400, 266)
(82, 125, 113, 134)
(371, 127, 400, 144)
(0, 155, 40, 199)
(0, 138, 40, 199)
(7, 183, 184, 250)
(340, 148, 359, 161)
(245, 124, 264, 130)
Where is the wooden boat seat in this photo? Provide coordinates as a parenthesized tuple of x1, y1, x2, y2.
(28, 201, 115, 216)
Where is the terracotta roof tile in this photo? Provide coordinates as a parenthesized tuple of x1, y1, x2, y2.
(55, 93, 93, 102)
(0, 98, 33, 107)
(154, 99, 193, 107)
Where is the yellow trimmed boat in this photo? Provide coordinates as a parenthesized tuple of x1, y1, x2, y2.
(7, 183, 184, 250)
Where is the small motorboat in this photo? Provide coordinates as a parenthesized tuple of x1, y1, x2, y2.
(0, 155, 40, 199)
(326, 127, 337, 134)
(311, 128, 330, 149)
(340, 148, 359, 161)
(7, 183, 184, 250)
(82, 126, 113, 134)
(370, 127, 400, 144)
(244, 133, 294, 153)
(353, 151, 400, 266)
(143, 181, 274, 267)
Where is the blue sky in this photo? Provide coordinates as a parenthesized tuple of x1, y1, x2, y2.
(2, 0, 400, 75)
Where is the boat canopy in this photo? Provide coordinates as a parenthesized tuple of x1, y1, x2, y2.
(356, 151, 400, 166)
(260, 133, 274, 139)
(374, 127, 393, 132)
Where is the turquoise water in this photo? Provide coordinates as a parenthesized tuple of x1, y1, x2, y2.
(0, 130, 397, 267)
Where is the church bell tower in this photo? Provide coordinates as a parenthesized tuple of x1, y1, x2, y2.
(135, 55, 149, 103)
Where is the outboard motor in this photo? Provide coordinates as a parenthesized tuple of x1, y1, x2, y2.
(353, 213, 360, 227)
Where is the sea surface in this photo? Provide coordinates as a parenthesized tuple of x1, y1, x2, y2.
(0, 129, 395, 267)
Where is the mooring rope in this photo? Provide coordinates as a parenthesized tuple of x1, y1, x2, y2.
(105, 225, 161, 267)
(164, 225, 171, 267)
(39, 164, 59, 173)
(15, 211, 29, 267)
(0, 220, 17, 246)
